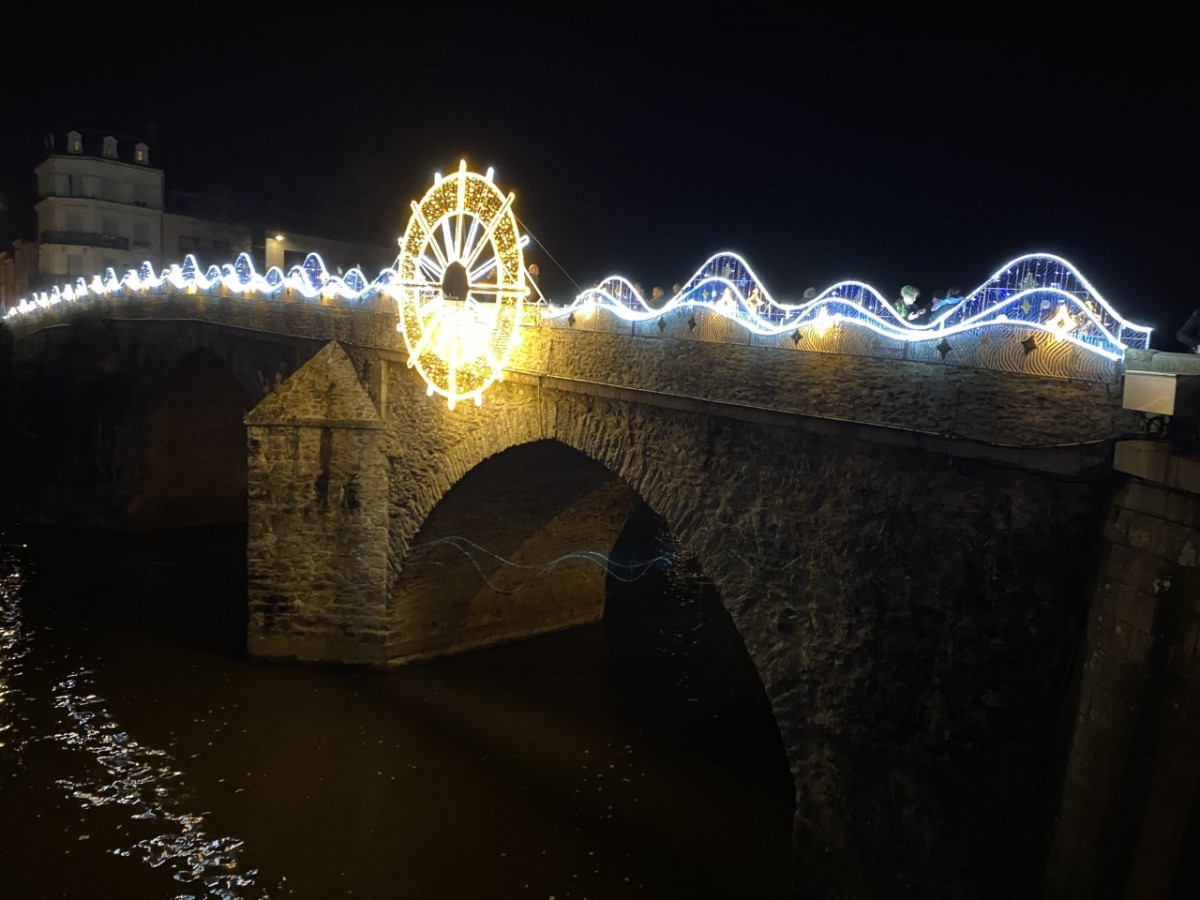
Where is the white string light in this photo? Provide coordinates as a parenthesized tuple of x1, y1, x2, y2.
(4, 217, 1151, 375)
(545, 250, 1152, 358)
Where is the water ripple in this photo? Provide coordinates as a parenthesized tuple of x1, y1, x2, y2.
(50, 670, 276, 898)
(3, 537, 280, 899)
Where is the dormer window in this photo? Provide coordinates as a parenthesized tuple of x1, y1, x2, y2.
(134, 143, 149, 165)
(102, 135, 118, 159)
(67, 131, 82, 154)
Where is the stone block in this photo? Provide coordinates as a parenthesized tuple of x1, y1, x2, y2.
(1106, 543, 1173, 595)
(1104, 507, 1130, 545)
(1113, 583, 1159, 635)
(1177, 608, 1200, 655)
(1114, 441, 1171, 484)
(1087, 649, 1148, 705)
(1168, 644, 1200, 681)
(1122, 510, 1172, 558)
(1166, 454, 1200, 495)
(1085, 684, 1137, 741)
(1123, 626, 1159, 668)
(1123, 480, 1171, 520)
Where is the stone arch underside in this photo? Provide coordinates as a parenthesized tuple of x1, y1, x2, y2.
(7, 314, 337, 529)
(389, 440, 641, 662)
(379, 368, 1111, 899)
(126, 347, 251, 530)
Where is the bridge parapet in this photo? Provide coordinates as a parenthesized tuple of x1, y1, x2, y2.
(550, 302, 1128, 384)
(3, 287, 401, 353)
(510, 312, 1141, 463)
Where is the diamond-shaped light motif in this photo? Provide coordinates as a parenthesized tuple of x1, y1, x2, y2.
(937, 338, 952, 359)
(657, 317, 667, 332)
(1050, 305, 1076, 336)
(1021, 335, 1038, 355)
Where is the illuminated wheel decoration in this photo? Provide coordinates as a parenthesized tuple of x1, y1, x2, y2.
(394, 160, 529, 409)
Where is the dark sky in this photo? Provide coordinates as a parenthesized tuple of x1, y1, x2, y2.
(2, 9, 1195, 348)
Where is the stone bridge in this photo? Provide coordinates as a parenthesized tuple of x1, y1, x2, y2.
(2, 288, 1197, 899)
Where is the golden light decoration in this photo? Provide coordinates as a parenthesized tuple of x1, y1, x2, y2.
(1048, 304, 1077, 338)
(394, 160, 529, 409)
(811, 307, 835, 338)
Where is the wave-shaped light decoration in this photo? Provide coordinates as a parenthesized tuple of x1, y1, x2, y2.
(549, 251, 1152, 359)
(2, 250, 406, 318)
(4, 244, 1152, 370)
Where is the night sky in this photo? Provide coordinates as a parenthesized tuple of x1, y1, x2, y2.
(2, 10, 1195, 348)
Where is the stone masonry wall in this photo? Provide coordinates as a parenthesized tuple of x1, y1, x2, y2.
(377, 354, 1107, 900)
(5, 296, 399, 528)
(1042, 450, 1200, 898)
(508, 318, 1138, 448)
(245, 342, 390, 663)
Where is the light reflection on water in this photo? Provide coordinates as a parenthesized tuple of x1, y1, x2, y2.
(1, 561, 30, 755)
(51, 671, 275, 899)
(0, 521, 794, 900)
(2, 537, 278, 899)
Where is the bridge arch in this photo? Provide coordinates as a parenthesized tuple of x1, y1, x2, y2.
(4, 304, 349, 528)
(244, 338, 1117, 897)
(391, 439, 644, 660)
(377, 372, 1107, 896)
(126, 347, 251, 530)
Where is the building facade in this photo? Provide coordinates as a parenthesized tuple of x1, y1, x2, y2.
(0, 128, 398, 313)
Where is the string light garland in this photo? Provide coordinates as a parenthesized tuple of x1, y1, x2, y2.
(3, 250, 387, 313)
(4, 174, 1152, 394)
(416, 535, 674, 595)
(546, 251, 1152, 360)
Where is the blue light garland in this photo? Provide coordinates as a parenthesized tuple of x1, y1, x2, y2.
(4, 249, 1152, 364)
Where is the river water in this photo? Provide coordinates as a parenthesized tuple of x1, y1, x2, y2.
(0, 511, 795, 900)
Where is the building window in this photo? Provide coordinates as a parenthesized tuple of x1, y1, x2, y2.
(67, 131, 83, 154)
(134, 143, 149, 165)
(102, 136, 118, 159)
(67, 254, 83, 275)
(101, 216, 118, 238)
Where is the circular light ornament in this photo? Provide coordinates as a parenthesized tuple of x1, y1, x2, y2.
(394, 160, 528, 409)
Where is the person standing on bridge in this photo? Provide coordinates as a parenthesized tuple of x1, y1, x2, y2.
(1177, 307, 1200, 353)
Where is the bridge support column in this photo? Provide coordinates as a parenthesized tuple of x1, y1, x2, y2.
(244, 341, 390, 663)
(1044, 440, 1200, 897)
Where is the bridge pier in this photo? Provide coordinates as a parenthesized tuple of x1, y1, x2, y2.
(244, 341, 391, 663)
(244, 341, 641, 665)
(1042, 440, 1200, 898)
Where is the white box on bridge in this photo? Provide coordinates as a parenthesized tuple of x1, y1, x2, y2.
(1122, 371, 1200, 417)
